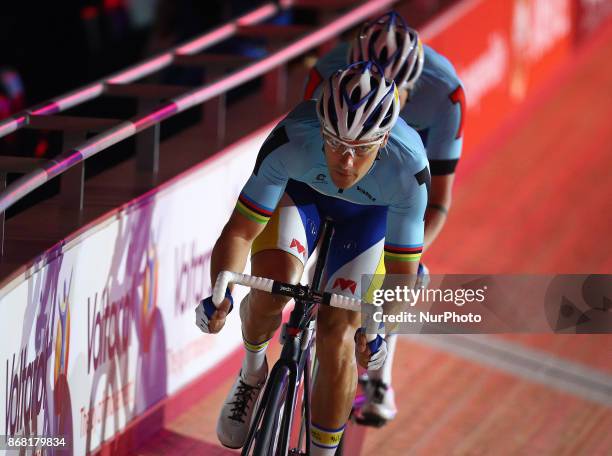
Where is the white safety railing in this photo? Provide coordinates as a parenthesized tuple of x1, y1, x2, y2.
(0, 0, 397, 215)
(0, 2, 284, 139)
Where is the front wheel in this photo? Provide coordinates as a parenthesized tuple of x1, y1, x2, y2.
(335, 434, 345, 455)
(252, 366, 290, 456)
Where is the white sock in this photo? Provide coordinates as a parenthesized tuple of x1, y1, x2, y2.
(242, 332, 270, 376)
(367, 333, 397, 385)
(310, 422, 345, 455)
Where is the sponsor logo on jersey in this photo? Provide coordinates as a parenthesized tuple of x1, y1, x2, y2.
(290, 238, 306, 256)
(356, 185, 376, 201)
(332, 278, 357, 294)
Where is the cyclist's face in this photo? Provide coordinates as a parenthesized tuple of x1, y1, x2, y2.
(322, 130, 387, 189)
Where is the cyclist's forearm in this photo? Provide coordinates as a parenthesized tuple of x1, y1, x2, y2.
(423, 173, 455, 251)
(377, 262, 419, 333)
(210, 230, 253, 291)
(423, 204, 448, 251)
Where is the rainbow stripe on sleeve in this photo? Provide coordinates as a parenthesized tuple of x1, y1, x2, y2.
(384, 242, 423, 262)
(236, 193, 274, 224)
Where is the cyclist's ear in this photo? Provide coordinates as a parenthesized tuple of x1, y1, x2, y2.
(381, 132, 390, 148)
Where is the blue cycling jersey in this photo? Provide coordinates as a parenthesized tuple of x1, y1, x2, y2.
(237, 101, 430, 261)
(305, 42, 464, 175)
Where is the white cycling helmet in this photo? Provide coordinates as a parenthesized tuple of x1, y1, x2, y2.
(350, 12, 424, 90)
(317, 61, 400, 142)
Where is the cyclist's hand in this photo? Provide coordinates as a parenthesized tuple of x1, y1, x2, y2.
(354, 329, 387, 370)
(415, 262, 430, 289)
(195, 288, 234, 334)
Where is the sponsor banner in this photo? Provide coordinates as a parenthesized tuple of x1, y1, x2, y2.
(426, 0, 575, 153)
(360, 274, 612, 334)
(513, 0, 574, 90)
(575, 0, 612, 42)
(427, 0, 513, 153)
(0, 127, 272, 453)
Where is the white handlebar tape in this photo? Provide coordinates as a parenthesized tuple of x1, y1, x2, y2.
(212, 271, 274, 306)
(328, 293, 362, 311)
(212, 271, 377, 342)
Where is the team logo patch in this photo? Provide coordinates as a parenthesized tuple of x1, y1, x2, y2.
(313, 173, 327, 184)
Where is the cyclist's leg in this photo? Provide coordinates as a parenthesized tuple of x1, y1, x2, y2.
(363, 262, 428, 423)
(311, 304, 360, 453)
(310, 205, 386, 455)
(241, 186, 321, 370)
(366, 331, 398, 385)
(239, 249, 303, 375)
(361, 256, 397, 424)
(217, 185, 320, 449)
(362, 333, 398, 423)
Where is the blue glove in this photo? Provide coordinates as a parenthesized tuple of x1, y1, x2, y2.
(355, 327, 388, 370)
(416, 262, 430, 289)
(195, 288, 233, 333)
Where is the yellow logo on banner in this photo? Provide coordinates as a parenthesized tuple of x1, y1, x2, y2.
(142, 245, 159, 320)
(54, 277, 72, 384)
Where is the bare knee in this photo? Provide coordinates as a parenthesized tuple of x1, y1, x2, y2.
(240, 249, 304, 323)
(251, 249, 304, 283)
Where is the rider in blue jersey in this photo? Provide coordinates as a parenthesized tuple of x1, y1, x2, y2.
(196, 61, 429, 455)
(304, 11, 465, 424)
(305, 14, 464, 182)
(239, 102, 428, 247)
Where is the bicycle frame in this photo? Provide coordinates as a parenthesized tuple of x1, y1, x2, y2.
(241, 217, 335, 456)
(210, 216, 374, 455)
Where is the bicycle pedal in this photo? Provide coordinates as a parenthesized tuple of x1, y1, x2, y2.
(352, 393, 366, 410)
(355, 412, 387, 428)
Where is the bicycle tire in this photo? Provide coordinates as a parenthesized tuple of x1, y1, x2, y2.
(253, 365, 290, 455)
(335, 434, 345, 456)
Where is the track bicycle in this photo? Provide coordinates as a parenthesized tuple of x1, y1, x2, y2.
(211, 218, 378, 455)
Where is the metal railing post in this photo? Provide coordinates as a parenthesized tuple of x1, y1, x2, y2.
(173, 54, 255, 148)
(264, 65, 288, 110)
(60, 132, 86, 210)
(0, 156, 50, 255)
(203, 92, 227, 148)
(0, 172, 5, 255)
(136, 99, 160, 174)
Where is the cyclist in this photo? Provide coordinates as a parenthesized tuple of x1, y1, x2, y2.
(304, 11, 465, 424)
(196, 61, 430, 455)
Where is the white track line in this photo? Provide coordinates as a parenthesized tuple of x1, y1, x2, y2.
(402, 334, 612, 406)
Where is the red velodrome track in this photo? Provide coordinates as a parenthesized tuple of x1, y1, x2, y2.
(122, 20, 612, 456)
